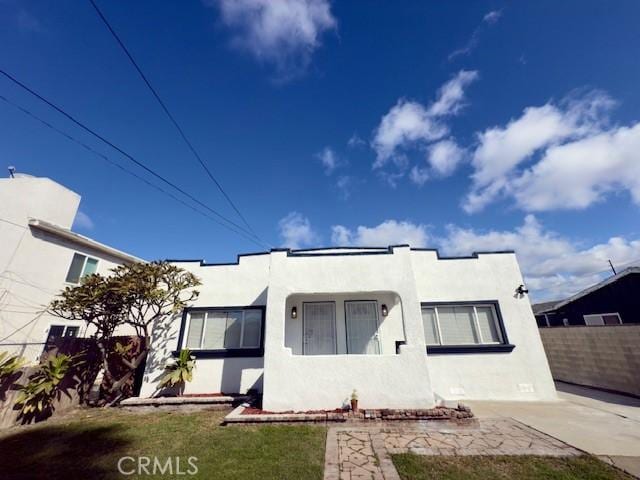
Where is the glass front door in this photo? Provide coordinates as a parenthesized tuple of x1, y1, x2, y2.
(345, 301, 381, 354)
(303, 302, 337, 355)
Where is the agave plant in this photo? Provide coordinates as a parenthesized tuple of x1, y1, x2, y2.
(14, 353, 74, 416)
(0, 351, 26, 381)
(159, 349, 195, 390)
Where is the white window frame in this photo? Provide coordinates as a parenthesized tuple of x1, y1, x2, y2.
(583, 312, 622, 326)
(422, 303, 504, 346)
(65, 253, 99, 284)
(183, 308, 263, 350)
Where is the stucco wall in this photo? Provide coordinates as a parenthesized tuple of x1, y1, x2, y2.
(262, 247, 435, 411)
(539, 325, 640, 396)
(412, 251, 557, 402)
(139, 256, 270, 397)
(0, 175, 138, 362)
(139, 248, 557, 407)
(0, 229, 133, 361)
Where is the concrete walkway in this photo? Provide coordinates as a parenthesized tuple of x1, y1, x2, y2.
(324, 418, 579, 480)
(324, 382, 640, 479)
(467, 381, 640, 478)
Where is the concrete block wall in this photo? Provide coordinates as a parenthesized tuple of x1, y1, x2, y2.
(539, 325, 640, 397)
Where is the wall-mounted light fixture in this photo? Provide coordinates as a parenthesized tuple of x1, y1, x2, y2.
(291, 306, 297, 319)
(516, 284, 529, 295)
(381, 304, 388, 317)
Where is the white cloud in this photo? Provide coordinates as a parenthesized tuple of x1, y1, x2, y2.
(512, 123, 640, 210)
(372, 100, 445, 168)
(347, 133, 366, 148)
(409, 165, 429, 186)
(330, 225, 351, 245)
(278, 212, 319, 248)
(335, 175, 352, 199)
(437, 215, 640, 300)
(426, 139, 466, 177)
(72, 210, 94, 231)
(316, 146, 340, 175)
(427, 71, 479, 117)
(462, 91, 640, 213)
(483, 10, 502, 24)
(372, 70, 478, 169)
(208, 0, 336, 79)
(449, 10, 502, 61)
(408, 137, 467, 186)
(331, 220, 429, 247)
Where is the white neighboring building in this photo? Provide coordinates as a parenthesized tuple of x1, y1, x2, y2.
(140, 246, 557, 411)
(0, 173, 142, 361)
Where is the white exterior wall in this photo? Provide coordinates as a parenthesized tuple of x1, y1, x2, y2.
(139, 256, 270, 397)
(411, 251, 557, 401)
(0, 176, 140, 361)
(262, 247, 435, 411)
(139, 247, 556, 408)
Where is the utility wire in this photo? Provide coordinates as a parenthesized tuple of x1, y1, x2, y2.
(88, 0, 259, 240)
(0, 69, 269, 248)
(0, 93, 264, 247)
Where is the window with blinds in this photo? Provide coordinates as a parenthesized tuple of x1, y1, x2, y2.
(185, 308, 263, 350)
(422, 303, 504, 346)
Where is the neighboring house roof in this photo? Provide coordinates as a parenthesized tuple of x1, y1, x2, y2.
(28, 218, 144, 264)
(552, 266, 640, 310)
(531, 300, 563, 315)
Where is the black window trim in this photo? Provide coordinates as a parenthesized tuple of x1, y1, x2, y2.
(421, 300, 515, 354)
(175, 305, 266, 358)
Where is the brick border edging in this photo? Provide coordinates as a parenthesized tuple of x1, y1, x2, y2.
(223, 405, 474, 424)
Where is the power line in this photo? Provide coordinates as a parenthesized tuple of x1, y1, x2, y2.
(0, 310, 46, 344)
(0, 93, 264, 247)
(0, 69, 269, 248)
(88, 0, 259, 239)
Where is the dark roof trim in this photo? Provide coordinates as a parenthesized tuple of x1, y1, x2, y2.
(165, 246, 515, 267)
(411, 248, 515, 260)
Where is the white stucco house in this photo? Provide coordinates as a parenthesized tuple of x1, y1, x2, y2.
(140, 246, 557, 411)
(0, 172, 142, 361)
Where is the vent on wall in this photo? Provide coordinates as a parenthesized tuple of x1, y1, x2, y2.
(518, 383, 535, 393)
(449, 387, 466, 396)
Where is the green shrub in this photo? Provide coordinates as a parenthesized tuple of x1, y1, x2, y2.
(0, 351, 26, 381)
(14, 353, 75, 416)
(159, 348, 195, 390)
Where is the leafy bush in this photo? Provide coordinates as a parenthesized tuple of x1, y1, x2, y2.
(0, 351, 26, 381)
(159, 349, 195, 390)
(14, 353, 75, 416)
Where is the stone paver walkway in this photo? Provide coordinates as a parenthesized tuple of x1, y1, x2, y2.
(324, 419, 580, 480)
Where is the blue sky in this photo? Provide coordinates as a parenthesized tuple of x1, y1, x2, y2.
(1, 0, 639, 301)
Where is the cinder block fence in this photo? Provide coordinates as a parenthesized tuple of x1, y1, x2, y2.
(538, 325, 640, 397)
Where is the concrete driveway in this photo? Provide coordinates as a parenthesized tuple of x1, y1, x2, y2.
(468, 381, 640, 478)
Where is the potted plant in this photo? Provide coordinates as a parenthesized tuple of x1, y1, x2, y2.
(159, 348, 195, 396)
(350, 389, 358, 412)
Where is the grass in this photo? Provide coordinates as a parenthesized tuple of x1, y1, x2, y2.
(392, 454, 634, 480)
(0, 407, 327, 480)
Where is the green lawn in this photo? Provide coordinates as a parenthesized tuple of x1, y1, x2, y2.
(0, 408, 327, 480)
(392, 454, 633, 480)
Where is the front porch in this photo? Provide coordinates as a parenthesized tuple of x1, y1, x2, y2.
(284, 292, 405, 357)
